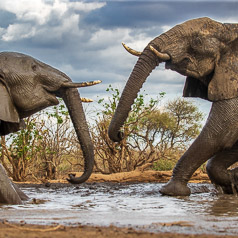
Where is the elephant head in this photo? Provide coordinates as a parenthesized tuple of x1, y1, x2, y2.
(0, 52, 101, 184)
(108, 17, 238, 142)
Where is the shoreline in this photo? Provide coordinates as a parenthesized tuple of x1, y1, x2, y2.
(15, 169, 210, 185)
(0, 222, 236, 238)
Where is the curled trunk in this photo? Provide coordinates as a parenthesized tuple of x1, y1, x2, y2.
(108, 45, 159, 142)
(108, 26, 182, 142)
(62, 88, 94, 184)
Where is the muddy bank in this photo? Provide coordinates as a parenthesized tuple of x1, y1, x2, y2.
(37, 169, 209, 184)
(86, 169, 209, 183)
(0, 222, 236, 238)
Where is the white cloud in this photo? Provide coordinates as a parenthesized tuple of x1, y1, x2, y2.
(0, 0, 106, 41)
(0, 0, 53, 25)
(32, 13, 81, 43)
(89, 28, 131, 48)
(161, 25, 172, 32)
(2, 23, 36, 41)
(69, 1, 107, 13)
(216, 16, 238, 24)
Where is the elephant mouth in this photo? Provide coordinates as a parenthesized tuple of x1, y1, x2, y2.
(165, 61, 172, 70)
(165, 60, 201, 79)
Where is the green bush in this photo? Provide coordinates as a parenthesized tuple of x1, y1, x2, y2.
(153, 159, 176, 171)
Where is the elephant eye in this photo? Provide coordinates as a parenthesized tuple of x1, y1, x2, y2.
(192, 37, 203, 49)
(182, 57, 192, 65)
(32, 64, 37, 71)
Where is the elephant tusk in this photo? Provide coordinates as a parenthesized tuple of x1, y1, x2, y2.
(122, 43, 142, 57)
(62, 80, 102, 88)
(80, 97, 93, 103)
(149, 45, 170, 61)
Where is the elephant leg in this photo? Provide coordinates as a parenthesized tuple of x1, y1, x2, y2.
(206, 142, 238, 194)
(12, 182, 29, 201)
(160, 97, 238, 196)
(0, 164, 23, 204)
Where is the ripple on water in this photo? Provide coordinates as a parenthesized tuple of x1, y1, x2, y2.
(1, 183, 238, 235)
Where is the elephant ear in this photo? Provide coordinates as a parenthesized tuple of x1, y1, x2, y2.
(0, 81, 19, 123)
(0, 80, 23, 136)
(208, 46, 238, 101)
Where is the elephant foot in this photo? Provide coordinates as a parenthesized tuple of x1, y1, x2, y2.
(228, 168, 238, 194)
(159, 179, 191, 196)
(211, 168, 238, 195)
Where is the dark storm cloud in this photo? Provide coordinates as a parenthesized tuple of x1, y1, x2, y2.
(0, 10, 16, 28)
(83, 1, 238, 31)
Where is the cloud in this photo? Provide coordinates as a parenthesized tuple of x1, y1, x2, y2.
(83, 1, 238, 31)
(1, 23, 36, 41)
(0, 0, 105, 25)
(0, 0, 237, 118)
(0, 0, 106, 42)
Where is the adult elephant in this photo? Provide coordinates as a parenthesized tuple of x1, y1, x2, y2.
(0, 52, 100, 204)
(108, 17, 238, 196)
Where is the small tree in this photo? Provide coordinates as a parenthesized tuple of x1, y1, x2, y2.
(0, 116, 42, 181)
(137, 98, 204, 170)
(0, 100, 80, 181)
(165, 98, 204, 149)
(92, 86, 204, 173)
(36, 102, 77, 180)
(92, 85, 163, 173)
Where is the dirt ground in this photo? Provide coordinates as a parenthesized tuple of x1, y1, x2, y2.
(4, 169, 222, 238)
(1, 222, 237, 238)
(43, 168, 210, 184)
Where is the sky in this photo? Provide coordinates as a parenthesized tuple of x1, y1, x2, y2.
(0, 0, 238, 121)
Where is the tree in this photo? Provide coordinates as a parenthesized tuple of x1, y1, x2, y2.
(92, 85, 163, 173)
(0, 100, 80, 181)
(35, 102, 77, 180)
(136, 98, 204, 170)
(0, 116, 42, 181)
(92, 85, 203, 173)
(165, 98, 204, 149)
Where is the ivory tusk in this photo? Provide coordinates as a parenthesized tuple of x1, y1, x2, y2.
(149, 45, 170, 61)
(80, 97, 93, 103)
(122, 43, 142, 57)
(62, 80, 102, 88)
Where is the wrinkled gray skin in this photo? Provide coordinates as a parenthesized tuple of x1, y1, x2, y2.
(0, 164, 28, 204)
(0, 52, 95, 204)
(108, 17, 238, 196)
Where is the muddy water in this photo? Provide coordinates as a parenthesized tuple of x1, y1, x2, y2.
(1, 182, 238, 235)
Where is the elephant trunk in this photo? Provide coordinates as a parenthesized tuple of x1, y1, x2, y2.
(108, 43, 161, 142)
(108, 25, 184, 142)
(62, 88, 94, 184)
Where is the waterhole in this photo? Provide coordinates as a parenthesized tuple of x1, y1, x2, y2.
(1, 183, 238, 235)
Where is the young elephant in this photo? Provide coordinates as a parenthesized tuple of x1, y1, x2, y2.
(0, 52, 101, 204)
(108, 17, 238, 196)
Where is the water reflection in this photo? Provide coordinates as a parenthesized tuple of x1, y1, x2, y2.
(207, 195, 238, 216)
(1, 183, 238, 235)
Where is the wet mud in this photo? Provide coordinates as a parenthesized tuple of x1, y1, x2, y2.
(1, 182, 238, 236)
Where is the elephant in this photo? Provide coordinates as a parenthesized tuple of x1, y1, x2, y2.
(0, 52, 100, 204)
(108, 17, 238, 196)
